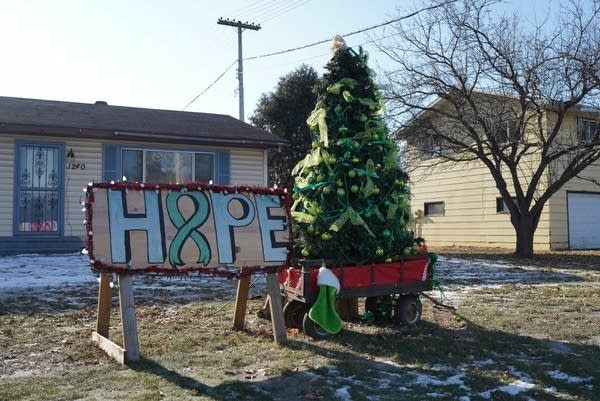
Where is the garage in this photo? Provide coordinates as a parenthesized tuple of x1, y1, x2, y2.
(568, 192, 600, 249)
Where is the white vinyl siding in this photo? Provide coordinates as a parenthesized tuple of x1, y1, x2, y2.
(0, 136, 15, 236)
(230, 148, 267, 186)
(410, 159, 552, 251)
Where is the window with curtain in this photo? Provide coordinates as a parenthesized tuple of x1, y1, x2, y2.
(121, 148, 214, 183)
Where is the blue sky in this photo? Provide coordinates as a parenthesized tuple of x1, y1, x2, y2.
(0, 0, 565, 122)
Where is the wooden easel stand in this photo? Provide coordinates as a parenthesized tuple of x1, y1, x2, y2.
(92, 270, 286, 365)
(232, 270, 287, 344)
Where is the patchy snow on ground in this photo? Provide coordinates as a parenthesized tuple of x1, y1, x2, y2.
(545, 370, 594, 384)
(0, 251, 267, 312)
(0, 252, 94, 289)
(0, 251, 597, 400)
(0, 252, 593, 301)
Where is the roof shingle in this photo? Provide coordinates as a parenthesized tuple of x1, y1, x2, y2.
(0, 96, 286, 148)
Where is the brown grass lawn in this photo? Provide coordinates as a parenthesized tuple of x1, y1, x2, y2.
(0, 249, 599, 401)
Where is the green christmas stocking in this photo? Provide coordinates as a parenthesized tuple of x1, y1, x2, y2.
(308, 267, 342, 334)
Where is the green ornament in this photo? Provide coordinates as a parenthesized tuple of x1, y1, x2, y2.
(348, 169, 357, 178)
(321, 232, 332, 241)
(350, 185, 359, 193)
(337, 188, 346, 197)
(382, 229, 391, 238)
(301, 248, 311, 257)
(375, 247, 384, 256)
(322, 186, 332, 195)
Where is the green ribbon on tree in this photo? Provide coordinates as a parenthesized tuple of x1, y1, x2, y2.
(307, 108, 328, 147)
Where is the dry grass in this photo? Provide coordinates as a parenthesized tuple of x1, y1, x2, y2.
(1, 250, 599, 401)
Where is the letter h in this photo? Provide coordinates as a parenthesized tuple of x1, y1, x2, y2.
(107, 189, 165, 264)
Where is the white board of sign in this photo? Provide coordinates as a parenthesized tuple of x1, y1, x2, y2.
(84, 182, 291, 274)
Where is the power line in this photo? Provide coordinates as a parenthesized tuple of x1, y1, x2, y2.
(228, 0, 272, 17)
(183, 2, 454, 110)
(255, 0, 310, 23)
(182, 60, 236, 111)
(249, 0, 297, 21)
(230, 0, 281, 21)
(244, 2, 453, 61)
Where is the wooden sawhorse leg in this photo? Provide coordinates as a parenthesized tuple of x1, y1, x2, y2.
(232, 270, 287, 344)
(91, 273, 140, 364)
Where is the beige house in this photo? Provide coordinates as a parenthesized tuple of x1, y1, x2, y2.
(403, 96, 600, 251)
(0, 96, 286, 255)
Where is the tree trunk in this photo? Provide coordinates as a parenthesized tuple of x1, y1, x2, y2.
(514, 216, 536, 258)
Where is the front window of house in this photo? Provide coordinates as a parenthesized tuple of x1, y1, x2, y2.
(15, 143, 63, 233)
(121, 148, 214, 183)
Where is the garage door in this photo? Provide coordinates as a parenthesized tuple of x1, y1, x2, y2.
(568, 192, 600, 249)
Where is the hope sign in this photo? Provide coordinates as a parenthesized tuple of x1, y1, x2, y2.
(84, 182, 291, 274)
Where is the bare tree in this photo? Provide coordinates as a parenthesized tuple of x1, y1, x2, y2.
(381, 0, 600, 257)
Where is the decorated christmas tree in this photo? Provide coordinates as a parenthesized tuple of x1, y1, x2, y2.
(291, 37, 415, 265)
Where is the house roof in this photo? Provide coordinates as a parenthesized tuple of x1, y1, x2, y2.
(0, 96, 286, 148)
(395, 91, 600, 139)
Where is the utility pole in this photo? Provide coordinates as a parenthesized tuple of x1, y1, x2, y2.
(217, 18, 261, 122)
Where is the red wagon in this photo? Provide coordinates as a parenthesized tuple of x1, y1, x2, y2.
(278, 254, 435, 339)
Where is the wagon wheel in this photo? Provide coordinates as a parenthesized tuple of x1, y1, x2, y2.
(302, 313, 333, 340)
(394, 294, 422, 326)
(283, 300, 307, 329)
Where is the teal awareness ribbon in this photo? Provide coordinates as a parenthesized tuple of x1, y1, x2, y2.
(166, 191, 211, 267)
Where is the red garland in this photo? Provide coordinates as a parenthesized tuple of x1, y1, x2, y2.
(83, 181, 290, 278)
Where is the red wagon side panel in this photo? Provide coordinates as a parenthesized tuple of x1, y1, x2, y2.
(374, 259, 430, 285)
(341, 266, 371, 288)
(279, 256, 432, 302)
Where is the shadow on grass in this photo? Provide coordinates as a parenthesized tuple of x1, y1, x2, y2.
(131, 312, 600, 401)
(129, 358, 212, 397)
